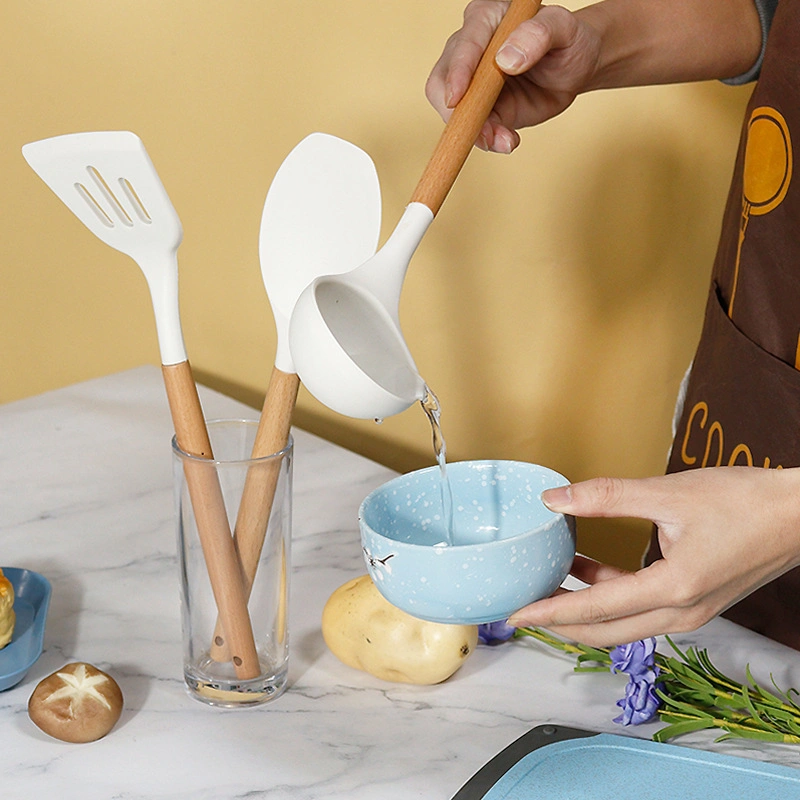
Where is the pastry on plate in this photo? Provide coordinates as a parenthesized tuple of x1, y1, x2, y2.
(0, 567, 15, 649)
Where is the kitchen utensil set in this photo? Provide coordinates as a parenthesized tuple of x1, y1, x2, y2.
(21, 0, 539, 675)
(23, 129, 381, 675)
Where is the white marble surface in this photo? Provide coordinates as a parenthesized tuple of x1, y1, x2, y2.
(1, 366, 799, 798)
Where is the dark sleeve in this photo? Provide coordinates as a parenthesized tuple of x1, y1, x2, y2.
(722, 0, 780, 84)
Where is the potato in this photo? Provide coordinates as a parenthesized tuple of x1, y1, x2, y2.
(322, 575, 478, 684)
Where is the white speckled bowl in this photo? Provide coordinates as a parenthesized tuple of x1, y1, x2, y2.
(359, 460, 575, 624)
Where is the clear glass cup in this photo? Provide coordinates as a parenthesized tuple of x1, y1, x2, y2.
(172, 419, 292, 707)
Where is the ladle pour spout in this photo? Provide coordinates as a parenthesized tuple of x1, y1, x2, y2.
(289, 202, 431, 419)
(288, 0, 541, 420)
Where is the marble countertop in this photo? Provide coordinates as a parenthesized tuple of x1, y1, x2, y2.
(2, 366, 799, 798)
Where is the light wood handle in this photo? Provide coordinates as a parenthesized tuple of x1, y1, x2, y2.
(234, 367, 298, 589)
(411, 0, 540, 215)
(209, 367, 299, 661)
(162, 362, 261, 679)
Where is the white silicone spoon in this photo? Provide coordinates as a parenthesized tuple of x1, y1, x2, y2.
(209, 133, 381, 659)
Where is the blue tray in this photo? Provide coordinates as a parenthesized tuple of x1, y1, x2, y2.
(453, 725, 800, 799)
(0, 568, 51, 691)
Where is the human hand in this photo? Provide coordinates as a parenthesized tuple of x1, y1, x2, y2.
(507, 467, 800, 646)
(425, 1, 602, 153)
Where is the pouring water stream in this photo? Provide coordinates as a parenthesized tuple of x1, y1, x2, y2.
(420, 386, 455, 546)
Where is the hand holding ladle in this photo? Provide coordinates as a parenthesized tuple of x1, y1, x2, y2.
(288, 0, 542, 420)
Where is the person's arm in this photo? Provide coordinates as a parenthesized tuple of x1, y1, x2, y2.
(506, 466, 800, 646)
(426, 0, 763, 152)
(723, 0, 779, 86)
(575, 0, 762, 90)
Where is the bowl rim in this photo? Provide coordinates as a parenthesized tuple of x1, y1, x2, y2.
(359, 459, 571, 550)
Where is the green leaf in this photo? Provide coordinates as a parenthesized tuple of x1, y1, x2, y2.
(746, 664, 784, 708)
(741, 685, 778, 731)
(657, 692, 714, 720)
(661, 657, 717, 690)
(696, 649, 733, 684)
(770, 677, 800, 711)
(715, 729, 800, 744)
(683, 646, 704, 672)
(576, 652, 608, 666)
(580, 647, 613, 664)
(653, 717, 717, 742)
(707, 694, 747, 712)
(663, 635, 688, 663)
(665, 671, 715, 693)
(697, 703, 746, 723)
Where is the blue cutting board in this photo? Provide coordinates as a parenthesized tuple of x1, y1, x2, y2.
(453, 725, 800, 799)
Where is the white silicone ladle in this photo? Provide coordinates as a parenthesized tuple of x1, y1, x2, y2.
(209, 133, 381, 659)
(22, 131, 261, 679)
(289, 0, 540, 420)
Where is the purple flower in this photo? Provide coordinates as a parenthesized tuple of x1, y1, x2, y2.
(609, 639, 662, 725)
(610, 638, 657, 679)
(614, 669, 662, 725)
(477, 620, 516, 646)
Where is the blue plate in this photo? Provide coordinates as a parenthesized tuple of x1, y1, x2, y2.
(0, 568, 51, 691)
(453, 725, 800, 799)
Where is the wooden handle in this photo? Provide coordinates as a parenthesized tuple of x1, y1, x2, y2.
(162, 362, 261, 679)
(209, 367, 299, 661)
(234, 367, 298, 589)
(411, 0, 540, 215)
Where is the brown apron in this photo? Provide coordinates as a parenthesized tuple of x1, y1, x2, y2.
(646, 0, 800, 649)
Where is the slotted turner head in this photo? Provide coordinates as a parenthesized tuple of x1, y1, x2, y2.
(23, 131, 187, 364)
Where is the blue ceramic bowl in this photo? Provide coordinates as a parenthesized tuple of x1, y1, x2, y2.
(359, 461, 575, 624)
(0, 568, 51, 691)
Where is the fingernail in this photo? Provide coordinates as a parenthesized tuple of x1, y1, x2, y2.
(496, 44, 525, 72)
(495, 131, 514, 155)
(542, 485, 572, 511)
(445, 82, 455, 109)
(507, 614, 527, 627)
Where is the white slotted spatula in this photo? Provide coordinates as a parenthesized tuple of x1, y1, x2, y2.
(22, 131, 260, 679)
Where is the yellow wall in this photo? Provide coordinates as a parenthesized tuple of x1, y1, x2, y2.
(2, 2, 752, 569)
